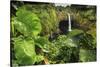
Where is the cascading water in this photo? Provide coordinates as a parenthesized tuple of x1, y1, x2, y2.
(68, 13, 72, 31)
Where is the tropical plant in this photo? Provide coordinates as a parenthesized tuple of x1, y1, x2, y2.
(11, 6, 44, 65)
(11, 2, 96, 66)
(12, 36, 44, 65)
(12, 6, 41, 37)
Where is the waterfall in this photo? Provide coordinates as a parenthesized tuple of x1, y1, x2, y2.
(68, 13, 72, 31)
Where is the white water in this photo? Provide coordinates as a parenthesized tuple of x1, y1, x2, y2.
(68, 13, 72, 31)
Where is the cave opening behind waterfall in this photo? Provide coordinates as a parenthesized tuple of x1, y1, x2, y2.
(49, 19, 79, 41)
(59, 20, 78, 34)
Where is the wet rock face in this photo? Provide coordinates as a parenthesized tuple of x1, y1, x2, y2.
(59, 20, 69, 34)
(49, 20, 69, 41)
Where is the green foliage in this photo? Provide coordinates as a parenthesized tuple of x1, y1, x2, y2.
(67, 29, 83, 38)
(45, 29, 96, 63)
(12, 18, 28, 36)
(11, 6, 44, 65)
(79, 49, 96, 62)
(13, 36, 36, 65)
(13, 36, 44, 65)
(13, 6, 41, 37)
(57, 35, 78, 47)
(34, 36, 51, 54)
(11, 2, 96, 65)
(29, 4, 58, 35)
(79, 33, 96, 49)
(45, 35, 79, 64)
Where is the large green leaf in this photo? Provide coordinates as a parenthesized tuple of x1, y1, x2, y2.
(13, 37, 36, 65)
(12, 18, 28, 36)
(14, 7, 41, 36)
(35, 36, 50, 53)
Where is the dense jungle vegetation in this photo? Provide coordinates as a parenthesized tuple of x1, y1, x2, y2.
(10, 1, 96, 66)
